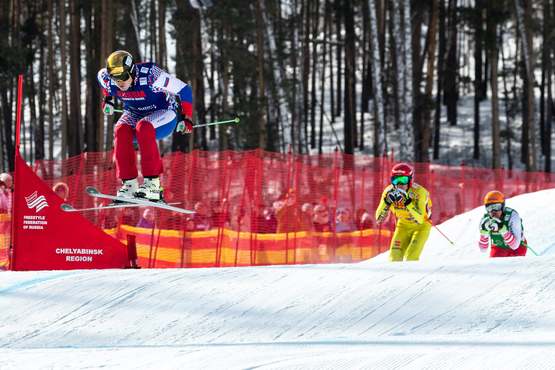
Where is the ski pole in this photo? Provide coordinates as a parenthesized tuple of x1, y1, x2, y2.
(430, 222, 455, 246)
(527, 245, 539, 256)
(112, 108, 240, 128)
(110, 107, 240, 128)
(193, 117, 240, 128)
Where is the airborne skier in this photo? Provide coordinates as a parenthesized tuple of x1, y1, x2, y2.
(97, 50, 194, 202)
(375, 163, 433, 261)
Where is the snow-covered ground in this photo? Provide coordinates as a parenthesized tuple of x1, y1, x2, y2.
(1, 189, 555, 369)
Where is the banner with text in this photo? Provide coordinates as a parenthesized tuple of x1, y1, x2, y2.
(11, 153, 129, 270)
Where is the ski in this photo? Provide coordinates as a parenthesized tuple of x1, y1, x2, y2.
(84, 186, 195, 214)
(61, 202, 141, 212)
(60, 201, 179, 213)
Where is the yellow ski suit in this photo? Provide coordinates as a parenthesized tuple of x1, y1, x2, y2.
(375, 182, 432, 261)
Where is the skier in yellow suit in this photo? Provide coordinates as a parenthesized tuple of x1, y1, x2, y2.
(375, 163, 432, 261)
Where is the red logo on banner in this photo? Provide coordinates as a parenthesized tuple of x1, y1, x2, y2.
(11, 153, 129, 271)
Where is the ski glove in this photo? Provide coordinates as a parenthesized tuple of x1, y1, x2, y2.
(492, 222, 508, 235)
(399, 188, 412, 206)
(384, 188, 411, 207)
(480, 216, 491, 232)
(384, 188, 403, 205)
(480, 216, 506, 233)
(176, 118, 194, 134)
(102, 97, 115, 116)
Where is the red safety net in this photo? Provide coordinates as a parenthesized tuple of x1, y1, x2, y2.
(2, 149, 555, 269)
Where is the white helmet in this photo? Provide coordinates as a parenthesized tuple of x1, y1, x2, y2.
(0, 173, 12, 187)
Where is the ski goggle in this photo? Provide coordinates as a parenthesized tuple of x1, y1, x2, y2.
(109, 71, 131, 82)
(485, 203, 503, 213)
(108, 63, 135, 82)
(391, 175, 410, 186)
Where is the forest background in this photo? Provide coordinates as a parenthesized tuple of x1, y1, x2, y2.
(0, 0, 553, 174)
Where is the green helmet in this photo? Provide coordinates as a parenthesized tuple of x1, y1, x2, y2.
(106, 50, 135, 81)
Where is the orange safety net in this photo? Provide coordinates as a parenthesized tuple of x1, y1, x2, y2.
(2, 149, 555, 269)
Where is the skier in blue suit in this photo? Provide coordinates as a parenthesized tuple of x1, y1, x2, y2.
(97, 50, 194, 202)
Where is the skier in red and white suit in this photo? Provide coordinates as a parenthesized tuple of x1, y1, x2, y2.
(97, 50, 194, 202)
(479, 190, 528, 257)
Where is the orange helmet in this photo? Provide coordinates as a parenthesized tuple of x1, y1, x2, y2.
(483, 190, 505, 205)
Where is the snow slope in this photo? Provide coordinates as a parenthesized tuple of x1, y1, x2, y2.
(1, 189, 555, 369)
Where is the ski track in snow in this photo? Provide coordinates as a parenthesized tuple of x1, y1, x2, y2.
(1, 190, 555, 369)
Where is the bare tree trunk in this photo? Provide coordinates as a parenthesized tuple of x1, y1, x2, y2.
(444, 0, 458, 126)
(255, 0, 267, 149)
(0, 0, 7, 169)
(309, 1, 319, 150)
(473, 0, 483, 160)
(393, 0, 406, 136)
(327, 0, 335, 122)
(422, 0, 438, 161)
(84, 0, 100, 152)
(433, 0, 446, 160)
(361, 0, 371, 116)
(412, 0, 424, 161)
(36, 13, 46, 161)
(124, 0, 141, 60)
(296, 0, 307, 153)
(387, 0, 400, 132)
(541, 0, 553, 172)
(59, 0, 69, 160)
(47, 0, 55, 160)
(157, 0, 167, 69)
(299, 0, 309, 153)
(219, 49, 230, 151)
(219, 23, 231, 151)
(401, 0, 414, 160)
(259, 0, 291, 150)
(206, 19, 216, 142)
(69, 0, 82, 157)
(546, 72, 553, 173)
(344, 0, 356, 155)
(514, 0, 536, 171)
(0, 87, 14, 170)
(0, 0, 14, 172)
(488, 22, 501, 168)
(194, 9, 207, 150)
(334, 0, 342, 118)
(149, 0, 157, 61)
(500, 32, 514, 170)
(172, 0, 190, 152)
(99, 0, 114, 152)
(319, 0, 331, 154)
(369, 0, 386, 157)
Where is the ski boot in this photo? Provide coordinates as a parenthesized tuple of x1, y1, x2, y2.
(135, 177, 163, 202)
(116, 178, 139, 202)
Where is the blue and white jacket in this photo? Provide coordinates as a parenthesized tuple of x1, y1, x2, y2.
(97, 62, 193, 119)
